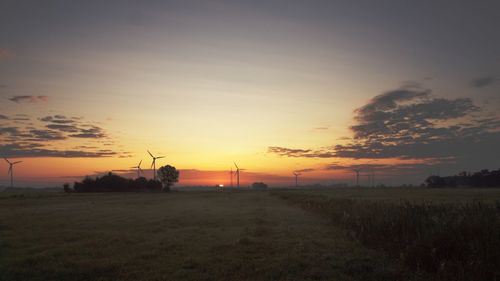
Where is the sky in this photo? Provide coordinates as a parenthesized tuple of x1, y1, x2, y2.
(1, 0, 499, 187)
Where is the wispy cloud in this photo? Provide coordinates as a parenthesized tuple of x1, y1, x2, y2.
(471, 76, 498, 88)
(9, 95, 48, 103)
(313, 126, 329, 131)
(295, 168, 315, 173)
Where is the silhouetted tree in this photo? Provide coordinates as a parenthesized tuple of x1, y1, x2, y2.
(72, 172, 162, 192)
(425, 168, 500, 188)
(63, 183, 72, 193)
(252, 182, 268, 189)
(157, 165, 179, 191)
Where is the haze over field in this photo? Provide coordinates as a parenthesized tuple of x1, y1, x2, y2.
(1, 0, 499, 187)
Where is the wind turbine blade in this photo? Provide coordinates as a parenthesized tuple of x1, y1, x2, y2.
(8, 166, 12, 175)
(234, 162, 239, 170)
(12, 161, 22, 165)
(138, 160, 142, 166)
(4, 158, 11, 164)
(151, 160, 155, 168)
(157, 156, 165, 159)
(147, 150, 154, 158)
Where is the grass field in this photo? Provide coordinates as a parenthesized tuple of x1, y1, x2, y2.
(1, 188, 499, 280)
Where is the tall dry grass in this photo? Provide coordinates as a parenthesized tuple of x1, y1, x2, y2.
(274, 191, 500, 281)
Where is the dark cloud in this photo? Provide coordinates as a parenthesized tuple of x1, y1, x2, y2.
(46, 124, 80, 132)
(69, 126, 106, 138)
(268, 85, 500, 172)
(0, 114, 8, 120)
(0, 143, 119, 158)
(9, 95, 48, 103)
(0, 113, 123, 158)
(0, 127, 20, 136)
(471, 76, 498, 88)
(39, 115, 74, 124)
(29, 129, 66, 141)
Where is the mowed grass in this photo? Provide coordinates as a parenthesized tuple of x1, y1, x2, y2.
(272, 188, 500, 281)
(0, 191, 399, 281)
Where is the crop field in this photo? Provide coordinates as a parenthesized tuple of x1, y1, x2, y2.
(1, 188, 500, 281)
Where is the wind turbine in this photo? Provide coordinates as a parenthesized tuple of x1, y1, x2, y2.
(293, 171, 301, 188)
(148, 150, 165, 181)
(229, 167, 234, 188)
(131, 160, 143, 178)
(234, 163, 241, 189)
(353, 169, 360, 187)
(4, 158, 22, 188)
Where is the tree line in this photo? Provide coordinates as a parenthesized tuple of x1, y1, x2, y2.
(425, 168, 500, 188)
(67, 165, 179, 192)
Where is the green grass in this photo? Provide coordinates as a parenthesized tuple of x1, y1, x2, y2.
(0, 190, 399, 281)
(272, 188, 500, 281)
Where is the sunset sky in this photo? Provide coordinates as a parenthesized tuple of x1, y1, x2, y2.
(1, 0, 499, 187)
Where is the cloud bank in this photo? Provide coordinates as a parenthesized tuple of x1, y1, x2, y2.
(268, 83, 500, 174)
(0, 114, 128, 158)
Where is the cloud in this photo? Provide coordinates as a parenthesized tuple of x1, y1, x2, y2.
(29, 129, 67, 141)
(0, 114, 8, 120)
(9, 95, 48, 103)
(40, 115, 76, 124)
(46, 124, 80, 132)
(268, 84, 500, 172)
(0, 113, 125, 158)
(324, 162, 432, 172)
(471, 76, 498, 88)
(313, 126, 329, 130)
(267, 146, 335, 158)
(0, 127, 20, 136)
(0, 48, 15, 60)
(69, 126, 107, 138)
(0, 143, 120, 158)
(295, 168, 315, 173)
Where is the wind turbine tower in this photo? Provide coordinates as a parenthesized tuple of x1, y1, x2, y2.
(353, 169, 360, 187)
(234, 163, 240, 189)
(131, 160, 143, 178)
(229, 167, 233, 188)
(147, 150, 165, 181)
(293, 172, 301, 188)
(4, 158, 22, 189)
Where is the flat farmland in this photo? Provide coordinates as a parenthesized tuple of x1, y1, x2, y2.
(0, 190, 395, 281)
